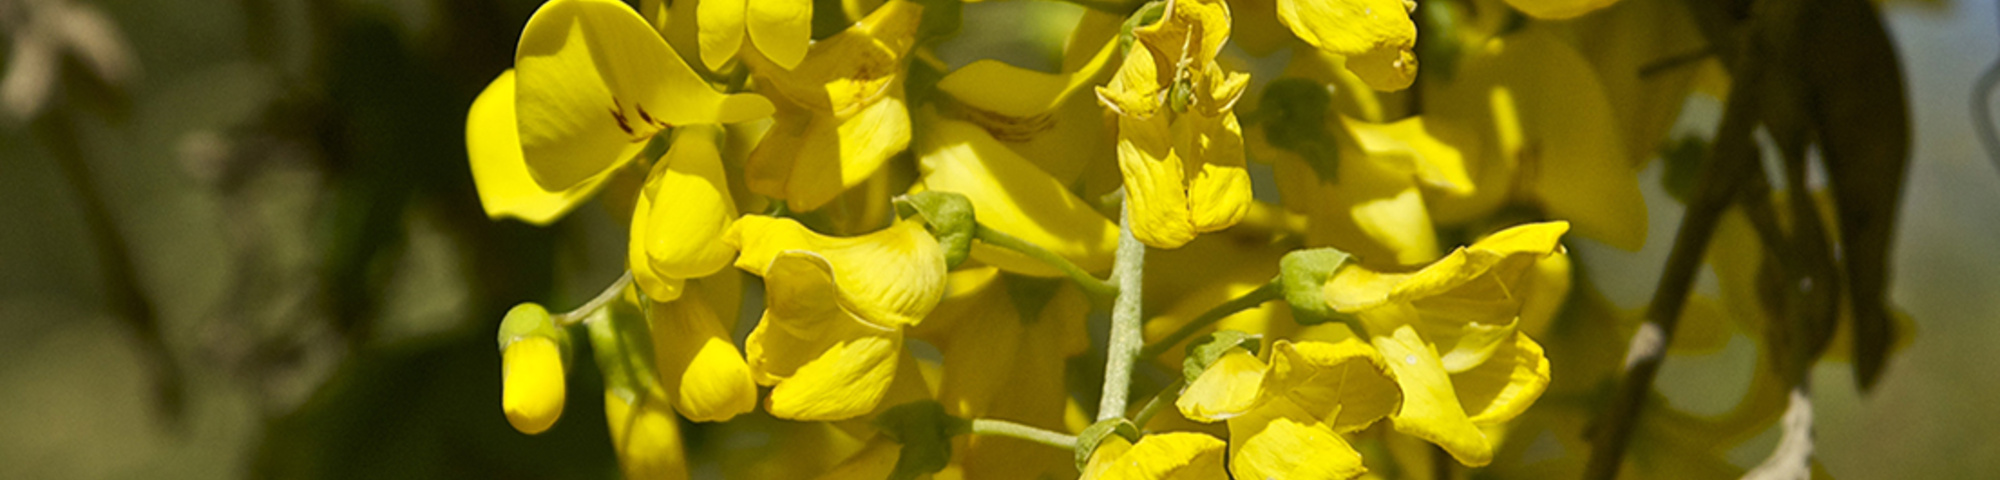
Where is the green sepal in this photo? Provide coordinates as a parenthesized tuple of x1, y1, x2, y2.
(875, 400, 971, 480)
(498, 302, 572, 365)
(1181, 330, 1261, 385)
(894, 191, 977, 269)
(1257, 78, 1341, 183)
(585, 299, 664, 402)
(1073, 418, 1140, 471)
(1117, 1, 1167, 55)
(1279, 247, 1357, 327)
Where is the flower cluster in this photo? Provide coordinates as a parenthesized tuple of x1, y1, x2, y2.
(468, 0, 1683, 477)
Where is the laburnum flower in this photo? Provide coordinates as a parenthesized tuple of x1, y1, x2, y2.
(1176, 333, 1402, 479)
(696, 0, 812, 71)
(605, 390, 691, 480)
(1096, 0, 1253, 249)
(498, 303, 568, 434)
(743, 0, 923, 212)
(907, 267, 1090, 479)
(1321, 221, 1568, 466)
(935, 8, 1125, 194)
(1079, 432, 1229, 480)
(1272, 0, 1420, 91)
(467, 70, 612, 225)
(725, 215, 946, 420)
(916, 115, 1119, 277)
(514, 0, 773, 191)
(1422, 31, 1647, 250)
(646, 278, 760, 422)
(627, 126, 739, 302)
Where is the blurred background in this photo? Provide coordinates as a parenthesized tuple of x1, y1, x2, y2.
(0, 0, 1993, 478)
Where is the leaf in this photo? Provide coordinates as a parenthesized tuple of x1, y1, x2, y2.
(1257, 78, 1342, 182)
(1796, 0, 1909, 392)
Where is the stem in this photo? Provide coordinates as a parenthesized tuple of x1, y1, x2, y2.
(555, 271, 634, 326)
(975, 224, 1120, 300)
(969, 418, 1079, 451)
(1098, 198, 1146, 421)
(1138, 277, 1282, 359)
(1131, 379, 1182, 430)
(1586, 0, 1801, 474)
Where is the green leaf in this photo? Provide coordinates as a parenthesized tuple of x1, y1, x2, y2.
(1073, 418, 1139, 471)
(1658, 136, 1707, 205)
(1180, 330, 1260, 385)
(1258, 78, 1341, 182)
(1278, 247, 1356, 326)
(1796, 0, 1909, 392)
(895, 191, 978, 269)
(875, 400, 971, 480)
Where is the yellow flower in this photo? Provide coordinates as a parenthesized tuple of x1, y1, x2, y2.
(1079, 432, 1229, 480)
(513, 0, 773, 191)
(1175, 336, 1399, 479)
(726, 215, 946, 420)
(915, 115, 1119, 277)
(1423, 31, 1647, 250)
(1261, 111, 1472, 266)
(1322, 221, 1566, 466)
(935, 8, 1125, 193)
(696, 0, 813, 71)
(1501, 0, 1623, 20)
(1096, 0, 1254, 249)
(1274, 0, 1419, 91)
(742, 0, 923, 212)
(628, 126, 739, 302)
(647, 279, 759, 422)
(466, 70, 614, 225)
(501, 335, 566, 434)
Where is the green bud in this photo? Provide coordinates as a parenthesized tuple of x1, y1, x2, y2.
(894, 191, 977, 269)
(1279, 247, 1358, 327)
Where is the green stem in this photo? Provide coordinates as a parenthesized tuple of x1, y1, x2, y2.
(1138, 277, 1283, 359)
(1098, 198, 1146, 421)
(975, 225, 1119, 300)
(555, 271, 633, 326)
(969, 418, 1079, 451)
(1131, 379, 1182, 430)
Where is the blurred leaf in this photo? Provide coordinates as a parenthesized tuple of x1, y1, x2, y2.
(875, 400, 970, 480)
(1796, 0, 1910, 392)
(1257, 78, 1342, 182)
(1278, 246, 1355, 326)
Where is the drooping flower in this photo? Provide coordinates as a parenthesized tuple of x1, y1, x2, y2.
(1175, 334, 1401, 479)
(1097, 0, 1253, 249)
(726, 215, 947, 420)
(1321, 221, 1568, 466)
(742, 0, 923, 212)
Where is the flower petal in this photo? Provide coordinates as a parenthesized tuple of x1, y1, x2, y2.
(1267, 339, 1401, 431)
(1177, 348, 1266, 422)
(605, 392, 690, 480)
(1372, 324, 1494, 466)
(502, 336, 566, 434)
(1454, 332, 1551, 425)
(917, 117, 1119, 276)
(765, 328, 902, 421)
(1502, 0, 1622, 20)
(1083, 432, 1229, 480)
(728, 216, 946, 328)
(696, 0, 747, 71)
(649, 292, 758, 422)
(516, 0, 773, 189)
(747, 0, 813, 70)
(632, 126, 739, 286)
(1226, 396, 1368, 480)
(467, 70, 611, 225)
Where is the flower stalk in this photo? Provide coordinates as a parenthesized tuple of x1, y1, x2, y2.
(1099, 197, 1147, 421)
(970, 418, 1080, 451)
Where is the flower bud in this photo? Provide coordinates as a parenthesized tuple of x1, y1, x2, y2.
(498, 302, 569, 435)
